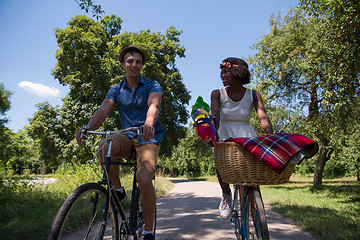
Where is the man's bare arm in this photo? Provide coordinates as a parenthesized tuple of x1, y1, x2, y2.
(142, 92, 162, 142)
(76, 99, 115, 145)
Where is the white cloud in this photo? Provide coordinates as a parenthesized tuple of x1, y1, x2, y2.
(18, 81, 60, 98)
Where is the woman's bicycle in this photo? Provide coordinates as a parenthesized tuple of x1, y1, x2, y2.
(230, 184, 269, 240)
(214, 141, 298, 240)
(48, 127, 154, 240)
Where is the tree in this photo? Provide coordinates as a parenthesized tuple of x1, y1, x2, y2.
(299, 0, 360, 182)
(250, 93, 308, 135)
(158, 127, 214, 178)
(36, 15, 190, 167)
(0, 84, 35, 174)
(0, 83, 11, 127)
(0, 84, 13, 171)
(248, 3, 359, 185)
(27, 102, 63, 168)
(3, 129, 40, 174)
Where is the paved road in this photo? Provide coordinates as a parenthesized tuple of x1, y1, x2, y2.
(156, 179, 318, 240)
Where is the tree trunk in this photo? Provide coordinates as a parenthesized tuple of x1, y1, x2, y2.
(313, 147, 332, 186)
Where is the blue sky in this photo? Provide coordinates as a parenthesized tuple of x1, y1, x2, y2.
(0, 0, 299, 132)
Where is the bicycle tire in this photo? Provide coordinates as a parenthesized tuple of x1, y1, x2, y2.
(232, 187, 243, 240)
(152, 178, 157, 236)
(153, 205, 157, 236)
(244, 188, 269, 240)
(48, 182, 118, 240)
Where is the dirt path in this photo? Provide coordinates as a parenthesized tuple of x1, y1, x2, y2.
(155, 179, 318, 240)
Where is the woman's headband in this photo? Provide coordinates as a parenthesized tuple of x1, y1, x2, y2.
(220, 61, 238, 68)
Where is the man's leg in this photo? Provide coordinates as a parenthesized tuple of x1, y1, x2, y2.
(134, 142, 159, 234)
(136, 166, 156, 232)
(98, 135, 132, 189)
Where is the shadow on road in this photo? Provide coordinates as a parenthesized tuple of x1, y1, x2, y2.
(167, 178, 194, 184)
(156, 181, 234, 239)
(155, 179, 319, 240)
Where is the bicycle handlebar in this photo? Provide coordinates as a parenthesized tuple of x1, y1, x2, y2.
(82, 127, 142, 138)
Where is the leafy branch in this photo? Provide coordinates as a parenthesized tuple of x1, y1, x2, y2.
(74, 0, 105, 19)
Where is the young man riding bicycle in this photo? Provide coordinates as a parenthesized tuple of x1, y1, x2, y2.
(76, 46, 162, 240)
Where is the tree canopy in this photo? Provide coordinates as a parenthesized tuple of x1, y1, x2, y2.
(248, 0, 360, 184)
(27, 15, 190, 167)
(0, 83, 11, 126)
(0, 84, 12, 170)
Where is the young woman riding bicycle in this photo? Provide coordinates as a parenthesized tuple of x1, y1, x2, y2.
(210, 57, 273, 220)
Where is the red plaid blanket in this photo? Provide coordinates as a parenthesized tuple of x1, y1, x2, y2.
(226, 133, 318, 174)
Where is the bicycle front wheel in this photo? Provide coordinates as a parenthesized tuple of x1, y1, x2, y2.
(48, 182, 118, 240)
(244, 187, 269, 240)
(232, 188, 242, 240)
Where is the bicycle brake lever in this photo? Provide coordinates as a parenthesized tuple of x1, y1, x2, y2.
(137, 128, 143, 136)
(80, 128, 89, 140)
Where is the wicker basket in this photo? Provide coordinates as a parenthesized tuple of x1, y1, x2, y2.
(214, 142, 295, 185)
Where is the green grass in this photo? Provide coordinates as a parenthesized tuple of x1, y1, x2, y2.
(0, 165, 173, 240)
(198, 174, 360, 240)
(0, 176, 60, 240)
(261, 175, 360, 240)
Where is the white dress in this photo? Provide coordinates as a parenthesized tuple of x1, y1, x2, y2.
(218, 87, 257, 139)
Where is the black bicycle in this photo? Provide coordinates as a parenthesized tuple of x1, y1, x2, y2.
(48, 127, 154, 240)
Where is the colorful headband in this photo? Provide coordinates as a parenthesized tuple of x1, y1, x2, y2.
(220, 61, 232, 68)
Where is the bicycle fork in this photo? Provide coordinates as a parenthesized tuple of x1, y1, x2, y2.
(231, 185, 244, 239)
(232, 185, 254, 240)
(241, 186, 249, 240)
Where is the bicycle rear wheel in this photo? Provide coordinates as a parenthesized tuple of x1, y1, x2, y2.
(120, 187, 144, 240)
(244, 187, 269, 240)
(48, 182, 118, 240)
(121, 188, 157, 240)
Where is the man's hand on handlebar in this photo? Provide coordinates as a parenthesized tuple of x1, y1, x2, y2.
(141, 123, 155, 142)
(76, 126, 89, 146)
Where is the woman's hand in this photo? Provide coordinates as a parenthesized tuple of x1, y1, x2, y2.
(206, 139, 215, 147)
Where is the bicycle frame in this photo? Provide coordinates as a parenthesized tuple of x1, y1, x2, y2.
(87, 128, 145, 239)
